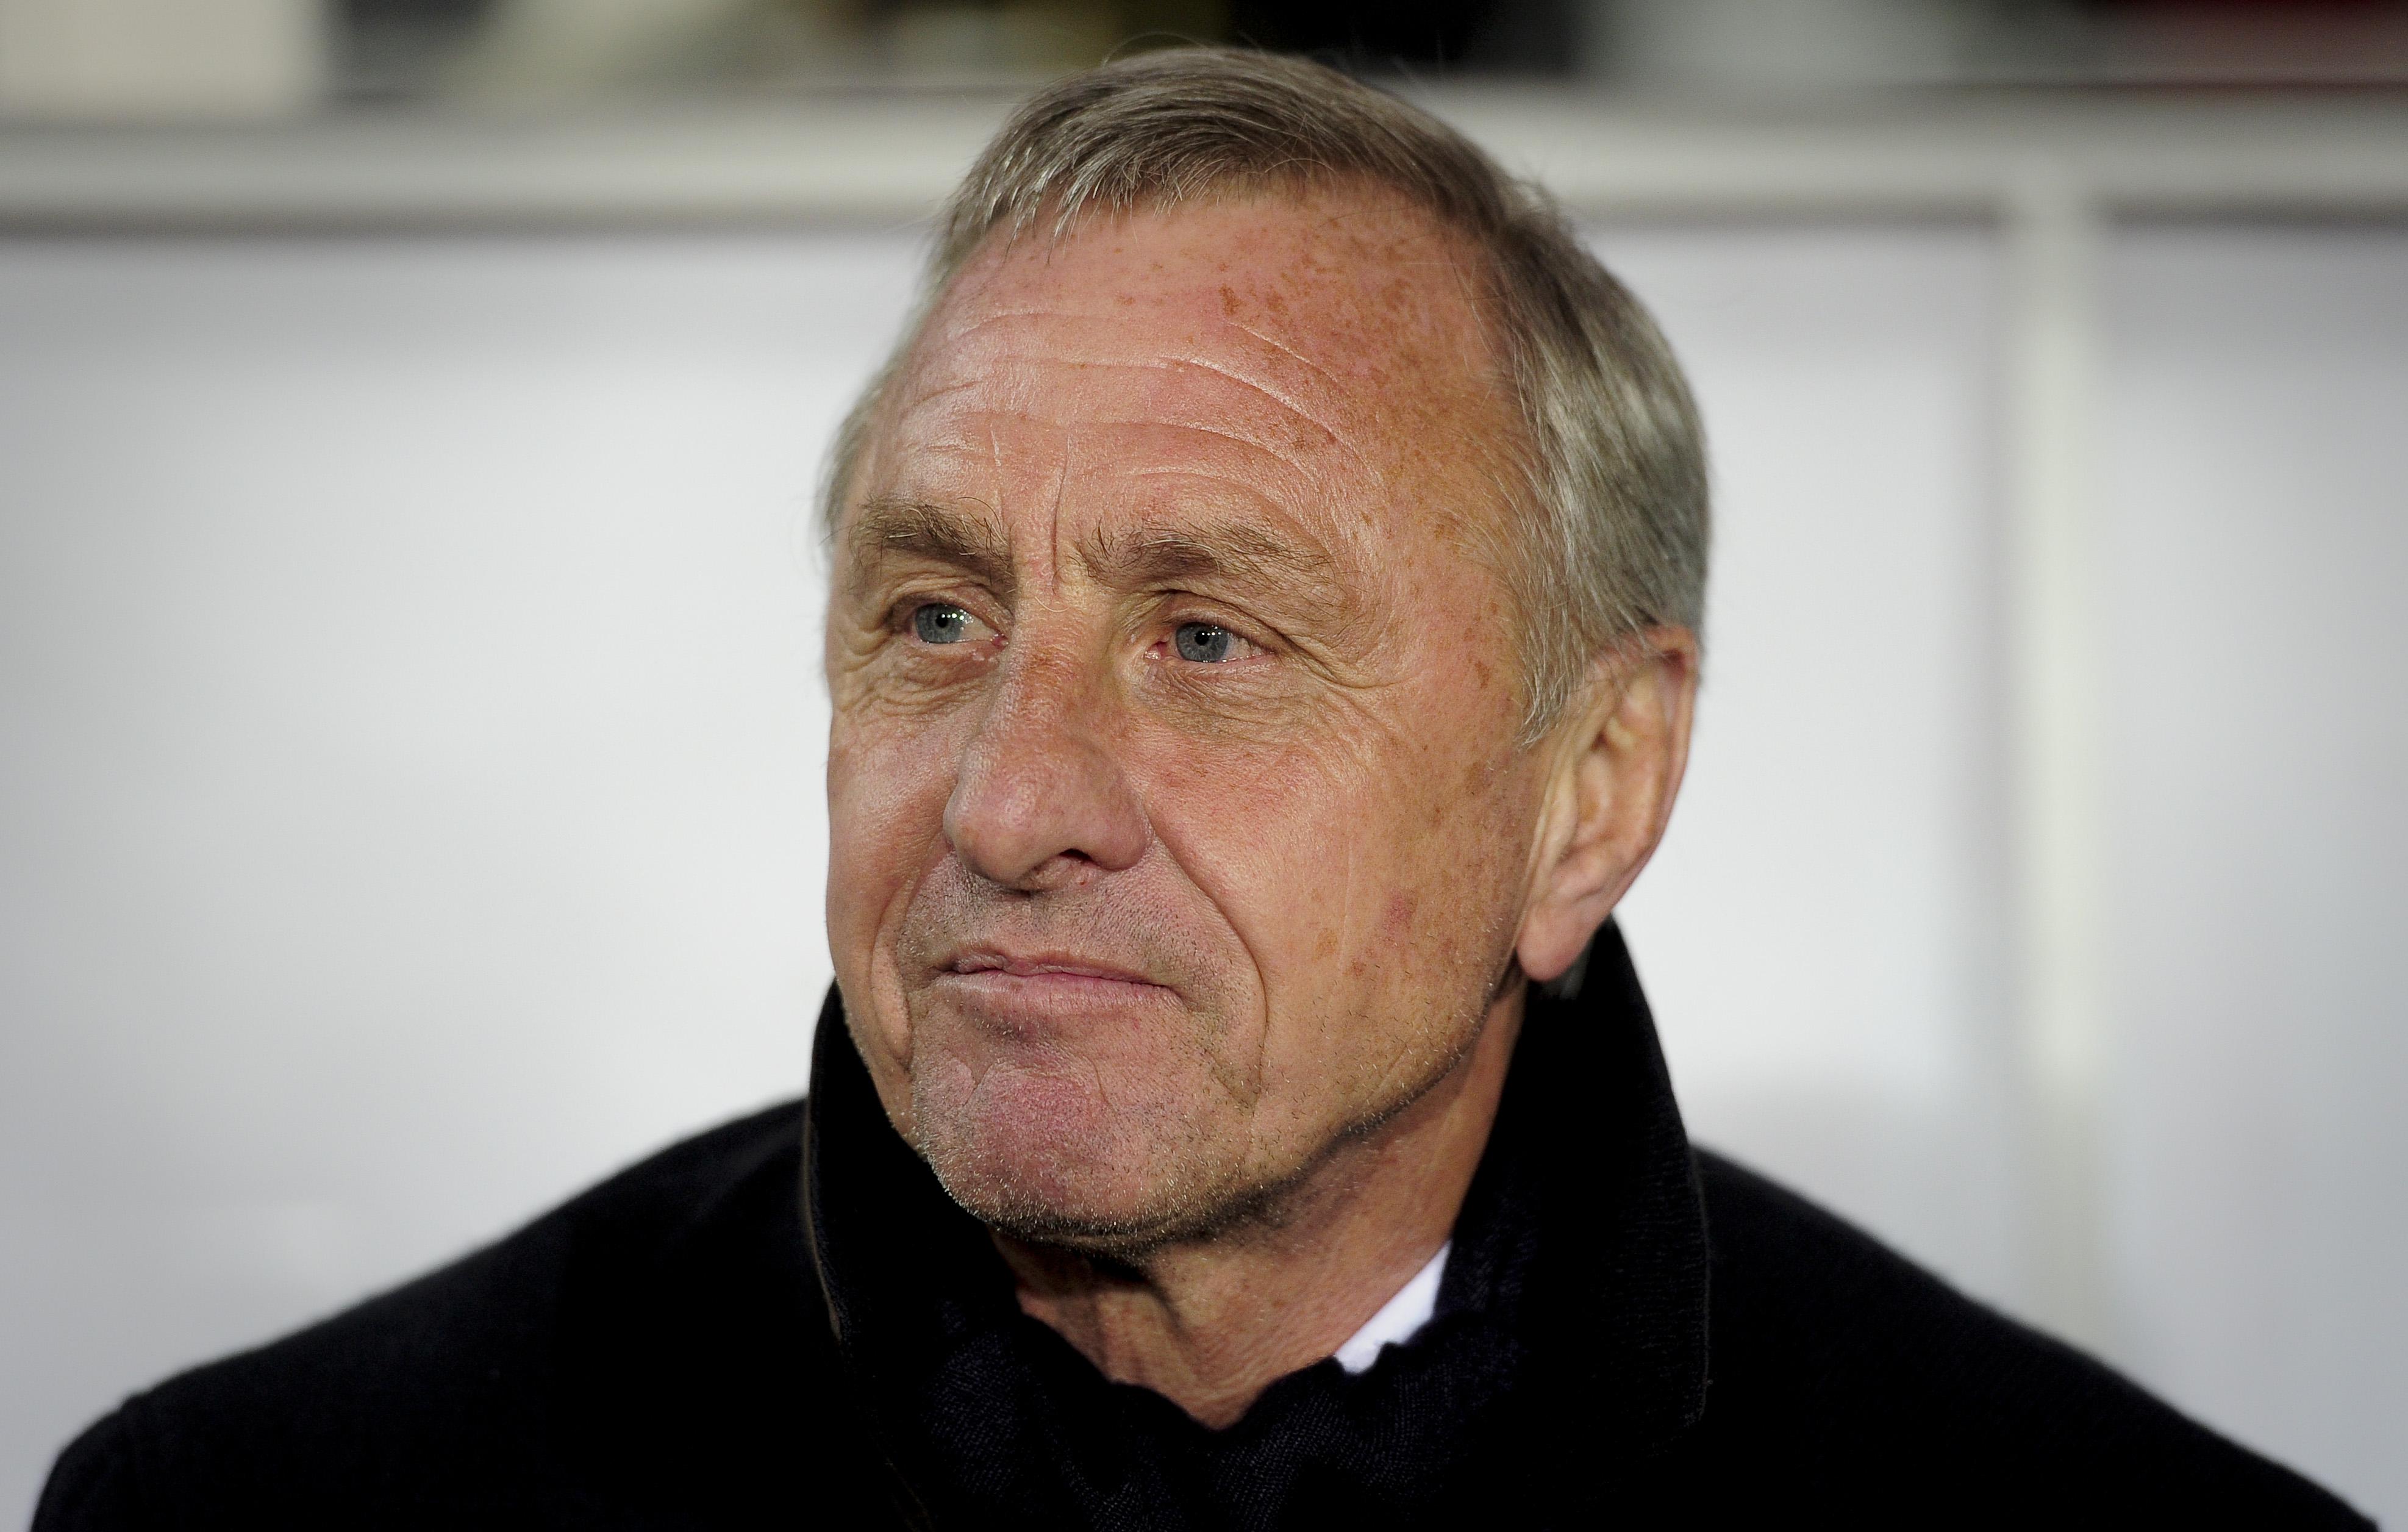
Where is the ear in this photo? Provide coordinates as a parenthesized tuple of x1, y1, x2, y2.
(1516, 628, 1699, 985)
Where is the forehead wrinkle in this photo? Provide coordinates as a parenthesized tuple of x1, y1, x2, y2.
(921, 342, 1341, 426)
(1146, 354, 1351, 453)
(895, 374, 982, 412)
(1074, 418, 1342, 485)
(915, 303, 1076, 354)
(911, 304, 1429, 481)
(1219, 317, 1345, 392)
(920, 302, 1344, 387)
(1048, 425, 1074, 594)
(890, 403, 1352, 499)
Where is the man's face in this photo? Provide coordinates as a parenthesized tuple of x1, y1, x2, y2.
(824, 188, 1549, 1248)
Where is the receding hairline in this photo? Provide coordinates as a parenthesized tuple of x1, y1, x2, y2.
(945, 163, 1487, 284)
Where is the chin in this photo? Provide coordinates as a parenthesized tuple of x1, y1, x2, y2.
(910, 1061, 1246, 1252)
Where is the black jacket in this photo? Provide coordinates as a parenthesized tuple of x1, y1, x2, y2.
(37, 928, 2370, 1528)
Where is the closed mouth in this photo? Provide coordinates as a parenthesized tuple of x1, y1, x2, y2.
(939, 950, 1171, 992)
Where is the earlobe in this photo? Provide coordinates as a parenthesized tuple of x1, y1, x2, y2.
(1513, 629, 1698, 985)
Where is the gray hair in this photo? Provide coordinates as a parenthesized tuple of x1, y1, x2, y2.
(821, 46, 1708, 739)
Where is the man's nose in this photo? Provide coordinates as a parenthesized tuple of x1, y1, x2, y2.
(943, 648, 1148, 890)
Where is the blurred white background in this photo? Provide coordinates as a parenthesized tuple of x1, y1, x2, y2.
(2, 14, 2405, 1521)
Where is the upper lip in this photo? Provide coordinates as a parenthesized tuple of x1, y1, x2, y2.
(941, 947, 1166, 987)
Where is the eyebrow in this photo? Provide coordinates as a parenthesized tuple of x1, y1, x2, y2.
(845, 496, 1349, 627)
(1077, 520, 1346, 620)
(846, 496, 1016, 598)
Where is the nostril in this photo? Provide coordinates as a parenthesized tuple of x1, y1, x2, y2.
(943, 748, 1148, 888)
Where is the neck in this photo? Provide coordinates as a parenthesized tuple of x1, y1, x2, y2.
(994, 984, 1526, 1428)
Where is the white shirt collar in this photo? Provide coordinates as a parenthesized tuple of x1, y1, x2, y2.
(1332, 1242, 1450, 1375)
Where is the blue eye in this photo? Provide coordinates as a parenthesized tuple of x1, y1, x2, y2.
(913, 603, 974, 645)
(1173, 621, 1235, 663)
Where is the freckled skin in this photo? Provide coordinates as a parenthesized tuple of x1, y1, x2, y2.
(823, 187, 1697, 1425)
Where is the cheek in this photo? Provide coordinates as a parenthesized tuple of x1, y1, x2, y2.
(1131, 666, 1534, 1086)
(826, 720, 911, 909)
(1132, 721, 1461, 1006)
(825, 712, 960, 1047)
(826, 687, 971, 857)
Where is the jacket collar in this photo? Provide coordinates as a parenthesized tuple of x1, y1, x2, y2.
(1463, 920, 1710, 1444)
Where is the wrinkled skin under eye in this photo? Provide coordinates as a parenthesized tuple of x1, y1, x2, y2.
(1173, 621, 1236, 663)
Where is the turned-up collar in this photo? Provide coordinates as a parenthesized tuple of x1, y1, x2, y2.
(799, 920, 1709, 1518)
(1446, 920, 1712, 1444)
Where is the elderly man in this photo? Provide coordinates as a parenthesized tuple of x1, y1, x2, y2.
(40, 48, 2365, 1530)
